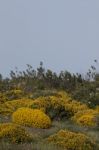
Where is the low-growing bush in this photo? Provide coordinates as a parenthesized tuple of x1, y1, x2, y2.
(72, 109, 99, 127)
(0, 123, 32, 143)
(5, 90, 24, 100)
(29, 90, 59, 99)
(46, 129, 95, 150)
(30, 93, 88, 120)
(12, 108, 51, 128)
(0, 93, 8, 104)
(0, 99, 34, 115)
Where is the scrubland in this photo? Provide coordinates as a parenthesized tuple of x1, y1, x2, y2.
(0, 62, 99, 149)
(0, 90, 99, 150)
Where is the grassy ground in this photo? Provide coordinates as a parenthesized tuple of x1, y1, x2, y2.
(0, 141, 63, 150)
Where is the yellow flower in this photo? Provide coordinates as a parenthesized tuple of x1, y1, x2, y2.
(0, 123, 32, 143)
(0, 99, 34, 115)
(47, 130, 95, 150)
(12, 108, 51, 129)
(72, 109, 99, 127)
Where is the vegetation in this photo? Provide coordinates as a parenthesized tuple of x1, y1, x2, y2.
(72, 109, 99, 127)
(12, 108, 51, 128)
(0, 123, 32, 143)
(0, 99, 34, 115)
(46, 129, 95, 150)
(0, 61, 99, 149)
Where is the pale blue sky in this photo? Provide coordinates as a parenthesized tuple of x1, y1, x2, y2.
(0, 0, 99, 76)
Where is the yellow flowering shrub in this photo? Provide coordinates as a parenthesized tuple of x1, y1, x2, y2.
(31, 97, 49, 112)
(0, 99, 34, 115)
(30, 94, 88, 119)
(0, 123, 32, 143)
(30, 93, 98, 127)
(12, 108, 51, 128)
(72, 109, 99, 127)
(57, 91, 88, 113)
(47, 130, 95, 150)
(1, 91, 96, 127)
(0, 90, 98, 135)
(31, 92, 87, 112)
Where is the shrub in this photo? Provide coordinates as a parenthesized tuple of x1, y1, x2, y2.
(72, 109, 99, 127)
(0, 93, 8, 104)
(30, 93, 88, 120)
(29, 90, 58, 99)
(12, 108, 51, 129)
(0, 99, 34, 115)
(46, 130, 95, 150)
(30, 96, 71, 120)
(5, 90, 24, 100)
(0, 123, 32, 143)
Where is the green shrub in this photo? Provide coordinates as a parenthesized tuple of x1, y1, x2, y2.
(5, 90, 24, 100)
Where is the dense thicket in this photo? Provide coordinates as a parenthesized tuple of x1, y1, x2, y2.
(0, 60, 99, 107)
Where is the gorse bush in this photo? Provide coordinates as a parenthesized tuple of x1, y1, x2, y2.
(0, 123, 32, 143)
(30, 92, 88, 120)
(30, 96, 71, 119)
(0, 99, 34, 115)
(72, 109, 99, 127)
(12, 108, 51, 128)
(0, 91, 91, 121)
(1, 91, 96, 127)
(46, 129, 95, 150)
(30, 92, 99, 127)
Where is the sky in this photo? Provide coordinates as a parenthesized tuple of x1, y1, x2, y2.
(0, 0, 99, 77)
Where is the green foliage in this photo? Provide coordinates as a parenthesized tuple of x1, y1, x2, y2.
(72, 82, 99, 108)
(29, 90, 58, 99)
(0, 93, 8, 104)
(5, 90, 24, 100)
(1, 61, 99, 108)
